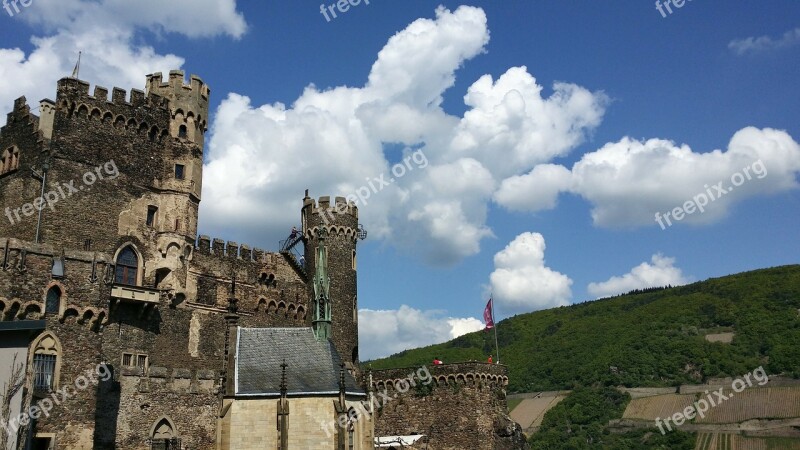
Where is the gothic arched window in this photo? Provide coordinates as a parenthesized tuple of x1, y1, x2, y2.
(1, 146, 19, 174)
(115, 246, 139, 286)
(45, 286, 61, 315)
(30, 332, 61, 392)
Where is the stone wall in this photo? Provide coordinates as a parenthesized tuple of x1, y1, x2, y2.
(0, 233, 314, 449)
(371, 363, 528, 450)
(0, 72, 370, 450)
(302, 195, 359, 367)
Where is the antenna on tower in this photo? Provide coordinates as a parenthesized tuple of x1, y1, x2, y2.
(70, 51, 82, 79)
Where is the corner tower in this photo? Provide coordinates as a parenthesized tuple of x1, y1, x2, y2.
(146, 70, 209, 148)
(302, 193, 361, 368)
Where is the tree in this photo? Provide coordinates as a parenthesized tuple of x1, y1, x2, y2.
(0, 354, 25, 450)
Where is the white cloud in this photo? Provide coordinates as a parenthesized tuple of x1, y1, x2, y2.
(494, 163, 573, 212)
(0, 0, 246, 117)
(501, 127, 800, 229)
(729, 27, 800, 55)
(569, 127, 800, 228)
(19, 0, 247, 39)
(449, 68, 607, 178)
(488, 232, 572, 315)
(202, 6, 607, 264)
(358, 305, 483, 360)
(587, 254, 689, 298)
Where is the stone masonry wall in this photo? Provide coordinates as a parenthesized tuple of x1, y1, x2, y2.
(302, 195, 359, 367)
(0, 73, 361, 450)
(371, 363, 528, 450)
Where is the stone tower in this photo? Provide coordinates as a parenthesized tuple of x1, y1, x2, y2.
(146, 70, 210, 149)
(144, 69, 208, 212)
(301, 193, 360, 367)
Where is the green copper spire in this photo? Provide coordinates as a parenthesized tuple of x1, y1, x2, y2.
(312, 228, 332, 340)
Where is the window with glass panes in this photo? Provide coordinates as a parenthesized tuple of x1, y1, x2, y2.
(45, 287, 61, 314)
(115, 247, 138, 285)
(33, 353, 57, 391)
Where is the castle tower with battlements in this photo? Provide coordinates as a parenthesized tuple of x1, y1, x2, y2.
(0, 72, 363, 449)
(0, 71, 523, 450)
(302, 193, 360, 368)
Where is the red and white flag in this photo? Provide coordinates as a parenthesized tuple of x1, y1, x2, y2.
(483, 297, 494, 330)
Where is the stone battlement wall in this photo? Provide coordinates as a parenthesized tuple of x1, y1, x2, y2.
(370, 363, 527, 450)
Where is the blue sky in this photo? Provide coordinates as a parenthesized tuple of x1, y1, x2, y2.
(1, 1, 798, 359)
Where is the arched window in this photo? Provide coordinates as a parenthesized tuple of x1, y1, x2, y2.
(178, 125, 187, 139)
(1, 147, 19, 174)
(150, 417, 180, 450)
(30, 332, 61, 392)
(45, 286, 61, 315)
(115, 246, 139, 286)
(148, 127, 159, 142)
(347, 408, 357, 450)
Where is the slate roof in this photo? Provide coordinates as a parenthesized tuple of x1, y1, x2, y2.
(235, 327, 365, 397)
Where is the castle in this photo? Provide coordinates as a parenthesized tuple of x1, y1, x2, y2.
(0, 71, 526, 449)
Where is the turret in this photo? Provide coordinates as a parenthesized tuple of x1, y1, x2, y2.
(302, 192, 361, 367)
(145, 70, 210, 150)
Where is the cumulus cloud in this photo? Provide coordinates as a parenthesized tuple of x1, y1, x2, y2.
(494, 164, 573, 211)
(488, 232, 572, 315)
(449, 70, 607, 178)
(587, 254, 689, 298)
(19, 0, 247, 38)
(729, 27, 800, 55)
(358, 305, 484, 360)
(570, 127, 800, 228)
(202, 6, 607, 264)
(500, 127, 800, 228)
(0, 0, 246, 117)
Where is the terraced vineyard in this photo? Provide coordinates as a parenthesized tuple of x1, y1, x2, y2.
(509, 394, 567, 431)
(696, 433, 800, 450)
(622, 393, 696, 421)
(696, 387, 800, 423)
(695, 433, 734, 450)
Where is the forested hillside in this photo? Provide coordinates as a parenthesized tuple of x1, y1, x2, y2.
(368, 265, 800, 392)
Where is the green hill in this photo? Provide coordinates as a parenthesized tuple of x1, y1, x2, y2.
(368, 265, 800, 392)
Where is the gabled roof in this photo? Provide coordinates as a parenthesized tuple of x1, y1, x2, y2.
(235, 327, 364, 397)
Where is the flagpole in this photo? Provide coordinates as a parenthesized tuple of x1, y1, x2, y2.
(71, 51, 81, 79)
(492, 295, 500, 364)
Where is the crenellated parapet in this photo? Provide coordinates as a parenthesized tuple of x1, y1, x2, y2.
(194, 235, 267, 261)
(370, 362, 523, 450)
(53, 77, 172, 144)
(146, 70, 209, 106)
(146, 70, 210, 147)
(0, 96, 41, 141)
(189, 235, 309, 320)
(302, 195, 360, 239)
(303, 195, 359, 217)
(371, 362, 509, 391)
